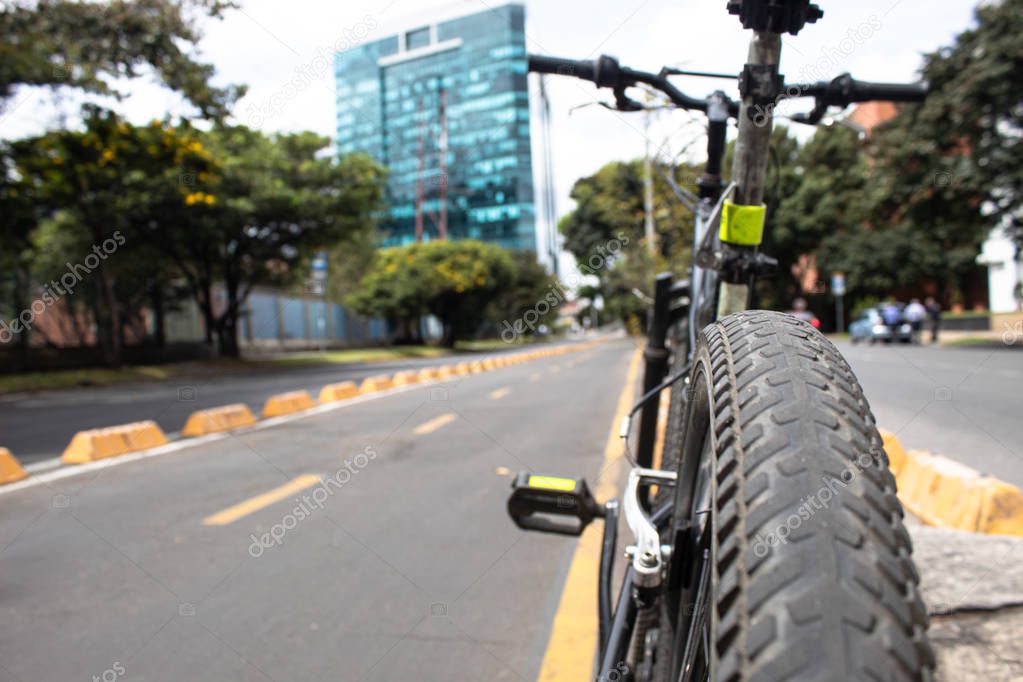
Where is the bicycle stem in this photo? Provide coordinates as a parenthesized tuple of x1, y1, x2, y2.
(731, 31, 781, 207)
(716, 31, 781, 316)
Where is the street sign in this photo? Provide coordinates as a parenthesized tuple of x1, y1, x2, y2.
(311, 252, 328, 282)
(831, 272, 846, 297)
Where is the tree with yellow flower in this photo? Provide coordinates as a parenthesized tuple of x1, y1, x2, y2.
(348, 240, 518, 348)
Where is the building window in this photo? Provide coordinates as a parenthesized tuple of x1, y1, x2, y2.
(406, 27, 431, 51)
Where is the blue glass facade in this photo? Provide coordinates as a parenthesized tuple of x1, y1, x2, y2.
(335, 3, 536, 251)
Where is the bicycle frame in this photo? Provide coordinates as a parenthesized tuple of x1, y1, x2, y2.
(508, 3, 926, 678)
(599, 29, 787, 679)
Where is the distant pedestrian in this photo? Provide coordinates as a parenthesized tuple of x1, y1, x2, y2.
(904, 298, 927, 343)
(925, 297, 941, 343)
(881, 300, 902, 335)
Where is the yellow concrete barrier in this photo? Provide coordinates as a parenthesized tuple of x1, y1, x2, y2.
(418, 367, 441, 381)
(62, 421, 169, 464)
(318, 381, 359, 403)
(468, 360, 485, 373)
(359, 374, 394, 394)
(182, 404, 256, 437)
(0, 447, 28, 485)
(453, 362, 472, 375)
(481, 358, 497, 370)
(879, 429, 908, 475)
(434, 365, 455, 379)
(392, 370, 420, 386)
(881, 430, 1023, 536)
(261, 391, 315, 418)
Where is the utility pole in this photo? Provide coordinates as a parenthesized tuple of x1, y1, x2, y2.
(414, 98, 426, 243)
(642, 102, 656, 257)
(437, 87, 448, 240)
(538, 75, 560, 276)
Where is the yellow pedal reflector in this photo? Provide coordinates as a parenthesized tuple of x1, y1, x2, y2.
(527, 475, 577, 492)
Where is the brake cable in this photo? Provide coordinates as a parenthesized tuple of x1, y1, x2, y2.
(621, 363, 690, 466)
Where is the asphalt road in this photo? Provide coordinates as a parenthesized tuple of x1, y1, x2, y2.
(0, 344, 567, 466)
(0, 339, 635, 682)
(836, 341, 1023, 488)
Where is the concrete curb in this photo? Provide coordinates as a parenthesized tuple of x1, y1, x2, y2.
(61, 421, 169, 464)
(181, 404, 257, 437)
(881, 429, 1023, 536)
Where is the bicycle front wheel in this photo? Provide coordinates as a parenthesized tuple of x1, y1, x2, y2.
(663, 310, 933, 681)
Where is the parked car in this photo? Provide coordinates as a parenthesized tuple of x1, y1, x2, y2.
(849, 307, 913, 344)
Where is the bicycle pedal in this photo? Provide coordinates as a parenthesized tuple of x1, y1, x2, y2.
(506, 472, 603, 536)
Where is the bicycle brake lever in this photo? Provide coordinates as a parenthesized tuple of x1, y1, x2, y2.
(613, 88, 645, 112)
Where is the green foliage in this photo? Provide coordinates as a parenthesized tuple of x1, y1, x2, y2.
(818, 0, 1022, 303)
(560, 158, 697, 271)
(4, 112, 386, 361)
(6, 108, 215, 362)
(347, 240, 518, 347)
(0, 0, 242, 118)
(919, 0, 1023, 249)
(139, 126, 386, 356)
(760, 125, 858, 308)
(487, 250, 561, 337)
(559, 158, 698, 327)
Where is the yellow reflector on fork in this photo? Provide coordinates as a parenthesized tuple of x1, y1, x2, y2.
(719, 200, 766, 246)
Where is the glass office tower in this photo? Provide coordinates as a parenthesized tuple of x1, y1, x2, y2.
(335, 3, 536, 251)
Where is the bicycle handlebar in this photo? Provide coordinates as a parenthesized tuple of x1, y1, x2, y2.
(529, 54, 927, 123)
(528, 54, 714, 113)
(528, 55, 597, 81)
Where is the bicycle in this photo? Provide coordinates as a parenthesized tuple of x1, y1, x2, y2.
(505, 2, 933, 680)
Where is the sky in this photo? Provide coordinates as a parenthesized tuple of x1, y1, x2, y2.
(1, 0, 981, 270)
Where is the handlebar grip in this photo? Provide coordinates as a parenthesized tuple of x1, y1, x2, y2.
(795, 74, 927, 106)
(850, 80, 928, 103)
(528, 55, 596, 81)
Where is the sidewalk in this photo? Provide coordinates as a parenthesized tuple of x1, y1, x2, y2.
(910, 521, 1023, 680)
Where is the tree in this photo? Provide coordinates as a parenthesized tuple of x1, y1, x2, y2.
(7, 108, 216, 365)
(559, 159, 698, 326)
(0, 0, 242, 118)
(917, 0, 1023, 250)
(138, 127, 386, 357)
(824, 0, 1021, 306)
(487, 250, 561, 339)
(560, 159, 697, 270)
(348, 241, 516, 347)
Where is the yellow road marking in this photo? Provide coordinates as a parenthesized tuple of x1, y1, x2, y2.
(413, 412, 457, 435)
(537, 344, 643, 681)
(202, 474, 322, 526)
(489, 387, 511, 400)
